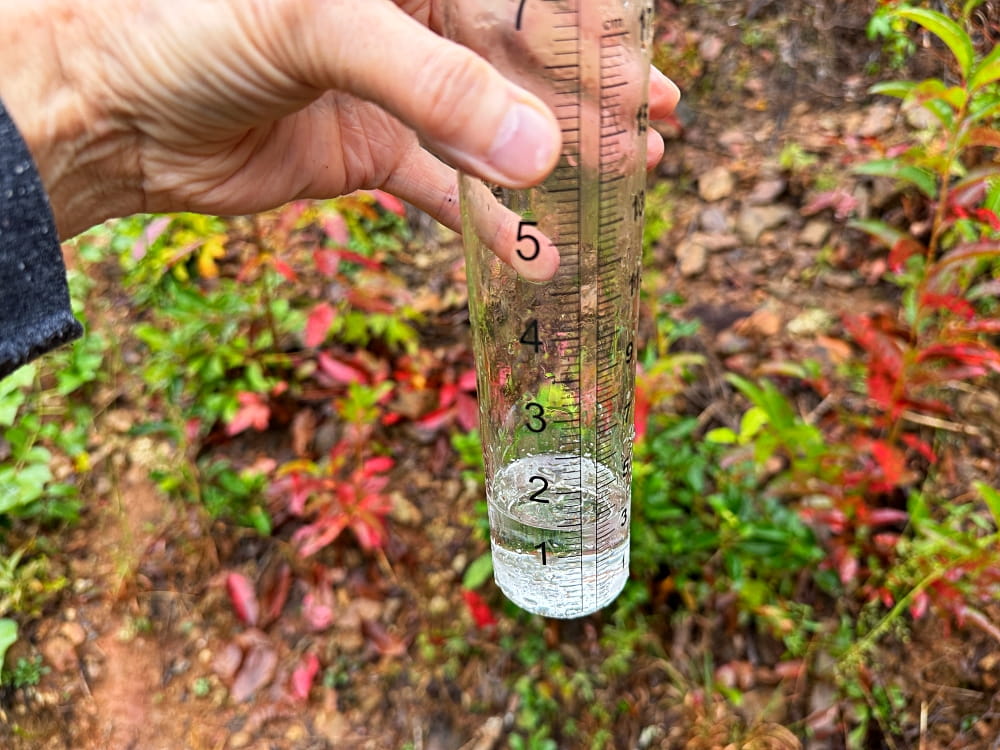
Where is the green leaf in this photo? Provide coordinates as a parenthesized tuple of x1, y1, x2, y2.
(849, 219, 913, 250)
(869, 80, 918, 99)
(975, 482, 1000, 529)
(739, 407, 769, 442)
(705, 427, 737, 445)
(970, 41, 1000, 91)
(895, 8, 975, 81)
(462, 552, 494, 590)
(854, 160, 938, 198)
(0, 619, 17, 677)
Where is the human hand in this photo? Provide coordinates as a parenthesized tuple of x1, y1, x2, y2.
(0, 0, 679, 247)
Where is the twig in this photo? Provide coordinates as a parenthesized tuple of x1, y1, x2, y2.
(900, 409, 984, 436)
(919, 701, 928, 750)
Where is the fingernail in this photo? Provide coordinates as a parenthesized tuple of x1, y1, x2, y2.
(488, 102, 560, 185)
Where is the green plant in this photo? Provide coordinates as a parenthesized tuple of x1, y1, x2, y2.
(3, 654, 49, 689)
(0, 542, 66, 618)
(634, 415, 826, 643)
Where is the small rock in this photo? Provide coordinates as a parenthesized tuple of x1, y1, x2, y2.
(700, 206, 730, 233)
(716, 331, 752, 355)
(747, 178, 786, 205)
(698, 35, 725, 62)
(428, 596, 450, 616)
(285, 725, 308, 742)
(40, 635, 78, 673)
(858, 103, 897, 137)
(699, 233, 740, 253)
(737, 205, 794, 244)
(389, 492, 422, 526)
(58, 621, 87, 647)
(738, 307, 782, 338)
(820, 271, 859, 290)
(698, 166, 736, 202)
(229, 731, 253, 749)
(676, 237, 708, 277)
(905, 104, 937, 130)
(787, 309, 834, 337)
(800, 220, 832, 247)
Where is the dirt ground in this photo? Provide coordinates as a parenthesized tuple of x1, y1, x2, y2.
(3, 2, 1000, 749)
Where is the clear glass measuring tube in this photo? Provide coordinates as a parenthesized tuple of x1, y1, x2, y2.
(446, 0, 653, 619)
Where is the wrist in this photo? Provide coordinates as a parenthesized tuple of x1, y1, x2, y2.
(0, 1, 141, 239)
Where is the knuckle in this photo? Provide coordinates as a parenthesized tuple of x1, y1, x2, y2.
(413, 47, 495, 140)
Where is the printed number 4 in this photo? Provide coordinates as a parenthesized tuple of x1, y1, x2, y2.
(516, 0, 528, 30)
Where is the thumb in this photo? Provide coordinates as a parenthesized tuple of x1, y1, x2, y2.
(290, 0, 562, 188)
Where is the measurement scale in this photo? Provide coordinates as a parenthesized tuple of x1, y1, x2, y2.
(447, 0, 653, 618)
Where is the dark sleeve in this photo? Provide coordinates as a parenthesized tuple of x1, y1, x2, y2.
(0, 99, 82, 379)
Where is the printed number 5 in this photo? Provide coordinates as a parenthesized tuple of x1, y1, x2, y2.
(516, 221, 541, 261)
(516, 0, 528, 30)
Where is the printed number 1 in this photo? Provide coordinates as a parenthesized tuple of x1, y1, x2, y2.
(516, 0, 528, 30)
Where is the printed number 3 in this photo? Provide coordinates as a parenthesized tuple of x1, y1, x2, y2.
(516, 0, 528, 30)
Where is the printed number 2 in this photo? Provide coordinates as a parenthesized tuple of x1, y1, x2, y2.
(516, 0, 528, 30)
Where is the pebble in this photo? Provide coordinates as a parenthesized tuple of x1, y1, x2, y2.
(858, 102, 897, 137)
(389, 492, 423, 526)
(905, 103, 937, 130)
(676, 237, 708, 277)
(737, 204, 794, 244)
(820, 271, 860, 290)
(787, 309, 834, 337)
(699, 206, 730, 233)
(698, 166, 736, 202)
(40, 634, 78, 673)
(747, 178, 787, 205)
(800, 220, 832, 247)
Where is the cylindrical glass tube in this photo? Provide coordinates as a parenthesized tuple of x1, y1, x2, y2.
(446, 0, 652, 618)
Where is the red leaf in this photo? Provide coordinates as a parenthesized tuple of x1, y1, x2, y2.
(258, 561, 292, 628)
(456, 394, 480, 432)
(317, 352, 368, 384)
(294, 515, 351, 558)
(462, 590, 498, 628)
(888, 237, 925, 272)
(305, 303, 336, 348)
(871, 440, 906, 487)
(132, 216, 172, 261)
(369, 190, 407, 216)
(322, 213, 350, 246)
(230, 637, 278, 702)
(302, 589, 335, 631)
(227, 392, 271, 436)
(272, 258, 299, 282)
(290, 653, 320, 702)
(458, 369, 479, 391)
(226, 572, 259, 626)
(313, 249, 340, 277)
(361, 619, 409, 657)
(334, 248, 382, 270)
(902, 433, 937, 464)
(910, 590, 930, 619)
(866, 508, 909, 526)
(362, 456, 394, 476)
(917, 343, 1000, 372)
(920, 292, 975, 320)
(416, 406, 453, 432)
(974, 208, 1000, 231)
(801, 188, 859, 219)
(838, 553, 859, 586)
